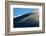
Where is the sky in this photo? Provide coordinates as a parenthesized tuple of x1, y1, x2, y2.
(13, 8, 38, 17)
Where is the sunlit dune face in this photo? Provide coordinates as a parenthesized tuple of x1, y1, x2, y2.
(30, 12, 39, 21)
(17, 12, 39, 23)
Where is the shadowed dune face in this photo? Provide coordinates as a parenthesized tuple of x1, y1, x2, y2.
(13, 12, 39, 28)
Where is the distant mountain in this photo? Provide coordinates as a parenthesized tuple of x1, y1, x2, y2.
(13, 12, 39, 28)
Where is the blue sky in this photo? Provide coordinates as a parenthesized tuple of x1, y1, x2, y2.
(13, 8, 36, 17)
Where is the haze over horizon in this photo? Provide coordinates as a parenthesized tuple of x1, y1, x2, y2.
(13, 8, 38, 17)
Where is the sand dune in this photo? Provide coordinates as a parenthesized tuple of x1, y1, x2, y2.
(13, 12, 39, 28)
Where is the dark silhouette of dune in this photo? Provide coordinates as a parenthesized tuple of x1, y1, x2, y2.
(13, 13, 39, 28)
